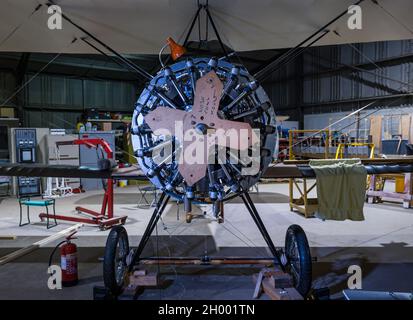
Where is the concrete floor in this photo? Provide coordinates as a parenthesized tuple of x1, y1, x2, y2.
(0, 181, 412, 299)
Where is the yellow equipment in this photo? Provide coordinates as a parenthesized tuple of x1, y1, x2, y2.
(335, 143, 375, 159)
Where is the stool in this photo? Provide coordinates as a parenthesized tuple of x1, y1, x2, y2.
(0, 179, 10, 197)
(19, 198, 57, 229)
(137, 185, 159, 208)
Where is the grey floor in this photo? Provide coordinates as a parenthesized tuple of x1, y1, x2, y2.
(0, 182, 412, 300)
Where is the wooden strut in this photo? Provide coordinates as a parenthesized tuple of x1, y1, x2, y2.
(0, 224, 83, 265)
(0, 236, 16, 240)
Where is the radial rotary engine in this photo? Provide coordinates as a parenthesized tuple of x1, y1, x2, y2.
(131, 57, 278, 214)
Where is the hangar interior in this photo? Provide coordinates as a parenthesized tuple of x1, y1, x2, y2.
(0, 0, 412, 301)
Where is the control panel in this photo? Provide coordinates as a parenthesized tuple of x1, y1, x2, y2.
(14, 129, 41, 196)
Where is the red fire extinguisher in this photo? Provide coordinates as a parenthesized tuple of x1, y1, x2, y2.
(60, 239, 78, 287)
(49, 232, 78, 287)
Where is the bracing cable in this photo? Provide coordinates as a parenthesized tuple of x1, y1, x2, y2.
(0, 38, 78, 108)
(371, 0, 413, 35)
(0, 3, 42, 48)
(254, 0, 366, 81)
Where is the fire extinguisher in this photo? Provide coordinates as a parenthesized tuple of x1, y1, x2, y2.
(49, 232, 78, 287)
(60, 239, 78, 287)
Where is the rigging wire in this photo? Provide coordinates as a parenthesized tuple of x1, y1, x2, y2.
(47, 0, 152, 81)
(0, 3, 42, 49)
(197, 0, 202, 45)
(254, 0, 366, 81)
(337, 35, 382, 71)
(325, 31, 413, 91)
(0, 38, 78, 108)
(222, 215, 270, 257)
(372, 0, 413, 35)
(200, 205, 270, 257)
(283, 75, 413, 157)
(279, 1, 413, 156)
(261, 30, 330, 79)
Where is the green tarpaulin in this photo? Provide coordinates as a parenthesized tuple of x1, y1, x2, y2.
(309, 159, 367, 221)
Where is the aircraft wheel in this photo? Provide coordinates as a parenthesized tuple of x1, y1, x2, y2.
(284, 224, 312, 298)
(103, 225, 129, 296)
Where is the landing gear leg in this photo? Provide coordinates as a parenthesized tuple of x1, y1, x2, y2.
(128, 192, 170, 271)
(240, 191, 312, 298)
(240, 191, 285, 269)
(103, 192, 170, 296)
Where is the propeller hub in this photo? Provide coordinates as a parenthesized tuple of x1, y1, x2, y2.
(194, 123, 208, 135)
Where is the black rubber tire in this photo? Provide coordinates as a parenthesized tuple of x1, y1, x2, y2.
(285, 224, 312, 298)
(103, 225, 129, 296)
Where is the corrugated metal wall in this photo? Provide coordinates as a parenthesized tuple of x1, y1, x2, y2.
(0, 72, 16, 105)
(23, 109, 82, 129)
(304, 105, 413, 138)
(13, 73, 137, 128)
(265, 39, 413, 125)
(25, 75, 83, 109)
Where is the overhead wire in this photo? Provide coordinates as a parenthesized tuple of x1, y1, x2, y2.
(283, 75, 413, 158)
(261, 30, 331, 79)
(254, 0, 367, 81)
(326, 31, 413, 91)
(207, 8, 245, 66)
(46, 0, 153, 81)
(221, 216, 270, 257)
(0, 3, 42, 49)
(278, 1, 413, 156)
(199, 204, 270, 257)
(371, 0, 413, 35)
(0, 38, 78, 108)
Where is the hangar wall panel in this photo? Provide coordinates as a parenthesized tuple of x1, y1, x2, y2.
(304, 105, 413, 138)
(21, 74, 138, 127)
(23, 109, 82, 129)
(269, 39, 413, 124)
(0, 72, 16, 106)
(24, 74, 137, 112)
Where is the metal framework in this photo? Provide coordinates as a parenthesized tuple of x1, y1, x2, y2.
(128, 189, 286, 273)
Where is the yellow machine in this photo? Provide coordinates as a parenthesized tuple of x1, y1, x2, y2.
(335, 142, 375, 159)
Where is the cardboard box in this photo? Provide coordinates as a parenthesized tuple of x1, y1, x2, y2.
(102, 122, 112, 131)
(0, 107, 15, 118)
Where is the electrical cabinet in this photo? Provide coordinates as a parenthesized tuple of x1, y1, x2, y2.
(10, 127, 49, 196)
(13, 129, 40, 196)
